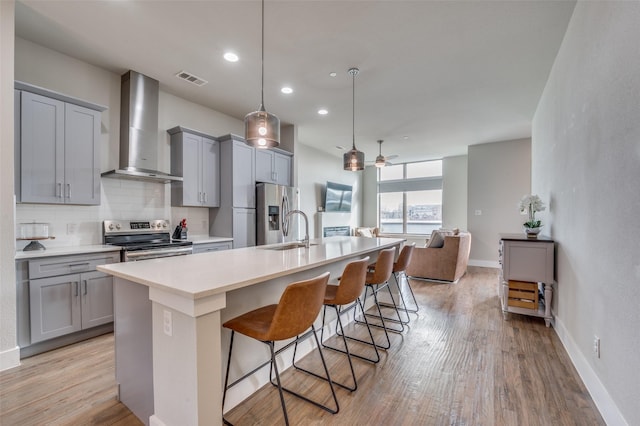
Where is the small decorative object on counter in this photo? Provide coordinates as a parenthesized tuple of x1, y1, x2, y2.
(17, 222, 56, 251)
(519, 194, 546, 237)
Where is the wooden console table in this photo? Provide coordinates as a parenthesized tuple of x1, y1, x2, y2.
(498, 234, 555, 327)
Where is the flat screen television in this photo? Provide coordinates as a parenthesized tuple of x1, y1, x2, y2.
(324, 181, 352, 212)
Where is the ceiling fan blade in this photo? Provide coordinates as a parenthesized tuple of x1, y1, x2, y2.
(386, 154, 399, 160)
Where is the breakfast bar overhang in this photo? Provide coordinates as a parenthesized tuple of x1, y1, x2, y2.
(97, 236, 404, 426)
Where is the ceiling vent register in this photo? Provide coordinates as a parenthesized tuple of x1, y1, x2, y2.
(175, 71, 208, 86)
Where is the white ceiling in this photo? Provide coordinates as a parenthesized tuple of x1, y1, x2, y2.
(15, 0, 576, 164)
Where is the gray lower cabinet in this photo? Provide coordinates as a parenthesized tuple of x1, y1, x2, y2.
(15, 85, 104, 205)
(168, 126, 220, 207)
(255, 149, 292, 186)
(29, 271, 114, 343)
(20, 251, 119, 350)
(192, 241, 232, 254)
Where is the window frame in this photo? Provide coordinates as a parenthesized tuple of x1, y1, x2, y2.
(377, 160, 443, 236)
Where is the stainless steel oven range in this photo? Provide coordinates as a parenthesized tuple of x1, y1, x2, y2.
(103, 219, 192, 261)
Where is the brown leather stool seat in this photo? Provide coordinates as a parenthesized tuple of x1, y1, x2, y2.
(221, 272, 338, 426)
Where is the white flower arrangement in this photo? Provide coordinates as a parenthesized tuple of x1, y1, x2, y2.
(519, 194, 546, 228)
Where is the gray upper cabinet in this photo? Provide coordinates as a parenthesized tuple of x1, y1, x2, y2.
(15, 83, 104, 205)
(169, 126, 220, 207)
(255, 149, 292, 186)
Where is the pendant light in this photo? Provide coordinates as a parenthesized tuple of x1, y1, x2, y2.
(244, 0, 280, 149)
(343, 67, 365, 171)
(375, 139, 386, 168)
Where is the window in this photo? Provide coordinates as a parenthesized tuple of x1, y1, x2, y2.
(378, 160, 443, 235)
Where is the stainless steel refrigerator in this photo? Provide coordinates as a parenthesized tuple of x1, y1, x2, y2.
(256, 182, 300, 245)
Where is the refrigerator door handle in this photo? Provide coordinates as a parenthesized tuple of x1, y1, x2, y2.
(282, 191, 290, 237)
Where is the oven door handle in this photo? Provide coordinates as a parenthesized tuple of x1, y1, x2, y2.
(125, 247, 193, 261)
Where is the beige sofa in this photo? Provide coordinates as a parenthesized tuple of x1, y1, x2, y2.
(406, 231, 471, 282)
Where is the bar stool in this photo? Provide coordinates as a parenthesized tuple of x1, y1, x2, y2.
(379, 243, 417, 323)
(222, 272, 338, 426)
(294, 257, 378, 391)
(352, 247, 399, 348)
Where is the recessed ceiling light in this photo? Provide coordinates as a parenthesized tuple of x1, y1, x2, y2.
(403, 135, 409, 140)
(329, 72, 337, 77)
(223, 52, 239, 62)
(318, 109, 328, 115)
(281, 87, 293, 94)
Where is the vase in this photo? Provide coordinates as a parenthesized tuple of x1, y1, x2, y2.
(524, 226, 542, 237)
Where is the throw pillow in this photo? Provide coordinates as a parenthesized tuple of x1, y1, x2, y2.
(426, 230, 445, 248)
(357, 228, 373, 238)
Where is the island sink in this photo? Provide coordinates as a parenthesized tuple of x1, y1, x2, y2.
(262, 242, 317, 250)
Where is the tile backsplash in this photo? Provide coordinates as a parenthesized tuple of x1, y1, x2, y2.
(15, 178, 209, 250)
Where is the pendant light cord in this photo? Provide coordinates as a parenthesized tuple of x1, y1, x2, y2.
(352, 69, 356, 149)
(260, 0, 265, 109)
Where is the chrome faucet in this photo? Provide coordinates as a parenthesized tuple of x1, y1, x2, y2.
(284, 209, 310, 248)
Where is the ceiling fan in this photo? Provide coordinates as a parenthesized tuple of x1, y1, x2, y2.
(367, 139, 398, 168)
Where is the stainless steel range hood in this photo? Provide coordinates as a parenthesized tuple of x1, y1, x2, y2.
(102, 71, 182, 183)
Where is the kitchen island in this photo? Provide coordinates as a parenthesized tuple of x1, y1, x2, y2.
(97, 236, 404, 426)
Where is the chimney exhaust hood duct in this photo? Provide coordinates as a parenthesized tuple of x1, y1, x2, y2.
(101, 71, 182, 183)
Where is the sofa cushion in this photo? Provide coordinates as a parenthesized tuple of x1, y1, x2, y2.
(426, 229, 454, 248)
(355, 227, 379, 238)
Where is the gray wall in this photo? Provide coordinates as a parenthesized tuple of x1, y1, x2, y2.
(467, 139, 531, 265)
(532, 2, 640, 424)
(296, 143, 363, 239)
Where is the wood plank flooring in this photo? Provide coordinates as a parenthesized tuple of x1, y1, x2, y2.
(0, 266, 605, 425)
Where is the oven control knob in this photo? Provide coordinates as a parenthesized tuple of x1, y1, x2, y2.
(162, 222, 168, 228)
(108, 224, 114, 230)
(116, 224, 121, 230)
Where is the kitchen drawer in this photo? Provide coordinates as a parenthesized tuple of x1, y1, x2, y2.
(192, 241, 232, 254)
(29, 252, 120, 279)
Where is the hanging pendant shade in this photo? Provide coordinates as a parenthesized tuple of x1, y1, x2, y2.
(245, 106, 280, 148)
(245, 0, 280, 149)
(343, 67, 364, 171)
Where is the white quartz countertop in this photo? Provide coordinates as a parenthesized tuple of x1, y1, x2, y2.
(15, 244, 121, 260)
(186, 235, 234, 244)
(97, 236, 404, 300)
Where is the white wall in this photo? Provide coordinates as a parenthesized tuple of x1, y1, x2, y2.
(467, 139, 531, 266)
(532, 2, 640, 424)
(0, 0, 19, 371)
(296, 143, 363, 239)
(442, 155, 468, 230)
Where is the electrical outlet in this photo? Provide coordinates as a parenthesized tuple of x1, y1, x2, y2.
(593, 336, 600, 358)
(67, 223, 77, 234)
(163, 310, 172, 337)
(474, 210, 482, 216)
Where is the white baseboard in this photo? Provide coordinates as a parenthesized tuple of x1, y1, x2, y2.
(468, 259, 500, 268)
(0, 346, 20, 372)
(554, 317, 628, 426)
(149, 415, 167, 426)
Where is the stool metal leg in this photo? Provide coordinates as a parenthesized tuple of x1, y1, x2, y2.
(222, 331, 235, 426)
(325, 299, 381, 364)
(363, 280, 406, 332)
(268, 341, 290, 426)
(270, 325, 339, 415)
(352, 284, 392, 349)
(295, 305, 357, 391)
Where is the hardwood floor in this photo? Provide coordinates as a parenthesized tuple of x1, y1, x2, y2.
(0, 267, 604, 425)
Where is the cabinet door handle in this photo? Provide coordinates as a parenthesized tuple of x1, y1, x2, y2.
(74, 282, 79, 297)
(198, 192, 202, 202)
(203, 192, 207, 202)
(57, 183, 63, 198)
(83, 280, 87, 296)
(66, 183, 71, 199)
